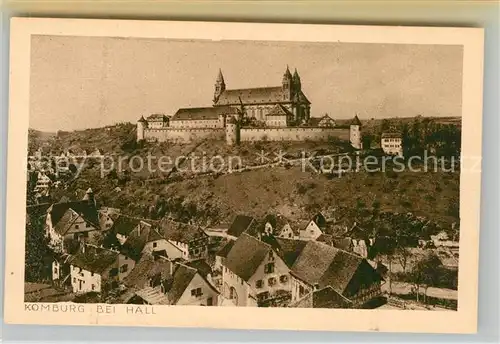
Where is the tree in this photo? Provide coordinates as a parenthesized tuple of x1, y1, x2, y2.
(407, 253, 442, 303)
(395, 246, 411, 273)
(25, 214, 52, 282)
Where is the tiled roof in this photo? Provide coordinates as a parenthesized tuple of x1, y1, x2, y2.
(167, 264, 197, 304)
(111, 215, 142, 235)
(215, 240, 235, 258)
(316, 234, 353, 251)
(227, 215, 255, 238)
(381, 132, 402, 139)
(273, 238, 308, 268)
(121, 221, 163, 261)
(312, 286, 352, 308)
(224, 233, 271, 281)
(69, 246, 119, 274)
(291, 241, 364, 293)
(135, 286, 170, 305)
(171, 106, 238, 121)
(124, 256, 172, 289)
(49, 200, 99, 234)
(146, 114, 168, 122)
(158, 218, 205, 243)
(266, 104, 291, 117)
(215, 87, 285, 106)
(186, 259, 213, 279)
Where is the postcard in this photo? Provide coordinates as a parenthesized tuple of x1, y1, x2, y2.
(4, 18, 484, 333)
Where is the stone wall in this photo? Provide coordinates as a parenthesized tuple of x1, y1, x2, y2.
(240, 127, 350, 142)
(144, 128, 225, 143)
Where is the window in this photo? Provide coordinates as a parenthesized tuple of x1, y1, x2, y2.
(152, 242, 157, 248)
(54, 267, 58, 274)
(91, 272, 94, 277)
(264, 263, 275, 274)
(191, 288, 203, 297)
(299, 285, 305, 296)
(279, 275, 288, 283)
(207, 297, 213, 306)
(268, 277, 276, 286)
(106, 223, 111, 228)
(120, 264, 128, 273)
(256, 280, 263, 288)
(75, 224, 79, 229)
(73, 277, 76, 283)
(91, 284, 95, 291)
(86, 222, 91, 228)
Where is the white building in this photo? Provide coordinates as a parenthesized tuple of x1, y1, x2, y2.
(381, 132, 403, 157)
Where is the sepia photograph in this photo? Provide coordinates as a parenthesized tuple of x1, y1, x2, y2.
(5, 19, 484, 333)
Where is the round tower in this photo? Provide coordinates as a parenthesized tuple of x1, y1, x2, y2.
(349, 115, 362, 150)
(137, 116, 147, 142)
(226, 116, 240, 146)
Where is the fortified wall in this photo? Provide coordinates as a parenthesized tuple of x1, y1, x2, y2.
(143, 128, 225, 144)
(239, 127, 350, 142)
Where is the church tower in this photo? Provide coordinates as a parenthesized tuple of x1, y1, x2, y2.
(282, 65, 292, 100)
(213, 69, 226, 103)
(292, 68, 302, 94)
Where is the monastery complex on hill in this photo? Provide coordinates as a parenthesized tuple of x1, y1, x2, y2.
(137, 66, 363, 149)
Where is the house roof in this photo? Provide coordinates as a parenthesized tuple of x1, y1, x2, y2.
(146, 114, 168, 122)
(171, 106, 238, 121)
(224, 233, 271, 281)
(158, 218, 205, 243)
(121, 221, 163, 261)
(266, 104, 292, 117)
(186, 259, 213, 279)
(319, 114, 335, 122)
(215, 87, 310, 106)
(312, 286, 352, 308)
(381, 132, 402, 139)
(291, 241, 364, 293)
(111, 215, 142, 236)
(69, 246, 119, 274)
(135, 286, 170, 305)
(273, 238, 308, 268)
(215, 240, 235, 258)
(49, 200, 100, 235)
(167, 264, 198, 304)
(227, 215, 255, 238)
(124, 256, 172, 289)
(316, 234, 353, 251)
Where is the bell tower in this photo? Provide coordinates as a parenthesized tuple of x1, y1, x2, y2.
(282, 65, 292, 100)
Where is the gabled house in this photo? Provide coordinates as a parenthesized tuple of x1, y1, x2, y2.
(45, 197, 101, 253)
(109, 215, 143, 245)
(98, 207, 121, 232)
(298, 219, 323, 240)
(158, 219, 209, 260)
(289, 241, 382, 308)
(222, 233, 291, 307)
(261, 214, 297, 239)
(226, 215, 256, 240)
(68, 244, 135, 294)
(124, 256, 219, 306)
(121, 221, 183, 262)
(317, 114, 336, 128)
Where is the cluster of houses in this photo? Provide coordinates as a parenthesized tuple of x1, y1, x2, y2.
(29, 190, 386, 309)
(27, 147, 104, 202)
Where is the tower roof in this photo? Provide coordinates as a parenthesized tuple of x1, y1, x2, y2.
(351, 115, 362, 126)
(293, 68, 300, 80)
(138, 116, 147, 123)
(283, 65, 292, 78)
(216, 68, 225, 83)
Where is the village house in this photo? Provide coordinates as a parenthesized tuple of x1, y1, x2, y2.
(44, 191, 101, 253)
(226, 214, 256, 240)
(34, 172, 52, 193)
(298, 219, 324, 240)
(124, 256, 219, 306)
(109, 215, 144, 245)
(121, 220, 184, 262)
(222, 233, 291, 307)
(289, 241, 383, 308)
(98, 207, 121, 231)
(158, 218, 209, 260)
(67, 244, 135, 294)
(261, 214, 298, 239)
(381, 132, 404, 157)
(317, 114, 337, 128)
(290, 286, 352, 309)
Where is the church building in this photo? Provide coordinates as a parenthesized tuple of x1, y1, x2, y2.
(213, 66, 311, 127)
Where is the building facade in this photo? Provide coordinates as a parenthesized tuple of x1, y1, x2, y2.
(381, 132, 404, 156)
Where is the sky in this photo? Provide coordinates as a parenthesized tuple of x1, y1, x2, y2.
(30, 35, 463, 132)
